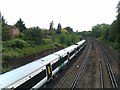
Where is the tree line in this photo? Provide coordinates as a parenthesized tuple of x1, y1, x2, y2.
(2, 16, 80, 63)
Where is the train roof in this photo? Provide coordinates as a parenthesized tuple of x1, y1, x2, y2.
(53, 49, 68, 56)
(77, 40, 86, 45)
(0, 53, 60, 88)
(37, 54, 59, 64)
(63, 45, 77, 52)
(0, 61, 45, 88)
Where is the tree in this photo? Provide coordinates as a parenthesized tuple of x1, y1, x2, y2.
(56, 23, 62, 34)
(2, 25, 11, 41)
(91, 24, 101, 38)
(117, 1, 120, 15)
(100, 24, 110, 40)
(108, 20, 118, 42)
(1, 16, 7, 27)
(14, 18, 26, 32)
(65, 26, 73, 33)
(1, 16, 11, 41)
(23, 27, 43, 45)
(49, 21, 54, 31)
(116, 1, 120, 43)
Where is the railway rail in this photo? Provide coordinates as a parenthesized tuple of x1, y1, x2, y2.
(46, 38, 119, 89)
(99, 62, 104, 88)
(54, 43, 91, 88)
(96, 40, 118, 88)
(46, 39, 92, 88)
(70, 43, 92, 89)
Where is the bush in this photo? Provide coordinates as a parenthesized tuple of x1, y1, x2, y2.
(42, 39, 52, 44)
(3, 39, 29, 49)
(2, 48, 13, 53)
(111, 42, 120, 51)
(57, 32, 79, 46)
(23, 28, 43, 45)
(54, 43, 63, 47)
(2, 51, 19, 61)
(2, 66, 13, 73)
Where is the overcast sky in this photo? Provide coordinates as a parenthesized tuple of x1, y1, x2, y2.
(0, 0, 119, 32)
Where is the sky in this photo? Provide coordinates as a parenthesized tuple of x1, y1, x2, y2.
(0, 0, 119, 32)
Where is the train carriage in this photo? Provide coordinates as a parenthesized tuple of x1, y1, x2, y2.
(0, 40, 86, 89)
(77, 40, 86, 52)
(0, 60, 47, 89)
(53, 49, 69, 70)
(63, 45, 77, 60)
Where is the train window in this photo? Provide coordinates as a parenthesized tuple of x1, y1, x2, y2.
(15, 70, 46, 89)
(52, 60, 61, 71)
(67, 52, 70, 61)
(62, 55, 68, 62)
(70, 50, 75, 56)
(52, 55, 67, 71)
(81, 43, 85, 47)
(76, 47, 80, 51)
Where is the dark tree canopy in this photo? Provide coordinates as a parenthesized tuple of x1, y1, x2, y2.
(1, 16, 7, 26)
(1, 16, 11, 41)
(2, 26, 11, 41)
(117, 1, 120, 14)
(49, 21, 54, 31)
(14, 18, 26, 32)
(65, 26, 73, 33)
(23, 27, 43, 45)
(56, 23, 62, 34)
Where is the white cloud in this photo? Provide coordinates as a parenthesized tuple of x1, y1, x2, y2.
(0, 0, 119, 31)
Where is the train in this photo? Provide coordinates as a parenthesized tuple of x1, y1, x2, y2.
(0, 39, 86, 89)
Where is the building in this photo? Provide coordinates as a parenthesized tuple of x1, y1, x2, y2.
(7, 25, 20, 37)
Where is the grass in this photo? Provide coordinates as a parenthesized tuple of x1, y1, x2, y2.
(2, 44, 57, 61)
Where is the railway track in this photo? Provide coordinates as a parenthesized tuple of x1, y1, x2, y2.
(96, 40, 118, 88)
(94, 42, 103, 88)
(45, 39, 93, 88)
(74, 40, 101, 88)
(99, 61, 104, 88)
(104, 56, 118, 88)
(70, 43, 92, 89)
(45, 38, 119, 89)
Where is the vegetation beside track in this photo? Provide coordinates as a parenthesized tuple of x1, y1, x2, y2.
(1, 18, 80, 72)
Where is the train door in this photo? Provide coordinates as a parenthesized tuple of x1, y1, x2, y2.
(67, 52, 70, 62)
(59, 56, 64, 70)
(46, 63, 52, 80)
(74, 48, 77, 56)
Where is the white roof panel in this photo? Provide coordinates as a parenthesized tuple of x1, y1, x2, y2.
(63, 45, 77, 52)
(38, 54, 59, 64)
(77, 40, 85, 45)
(0, 61, 44, 88)
(53, 49, 67, 56)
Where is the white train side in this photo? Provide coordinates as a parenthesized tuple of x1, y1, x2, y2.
(0, 40, 86, 89)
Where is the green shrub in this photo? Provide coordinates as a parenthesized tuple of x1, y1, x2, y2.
(54, 43, 63, 47)
(2, 51, 19, 61)
(111, 42, 120, 51)
(42, 39, 52, 44)
(57, 32, 79, 46)
(2, 66, 13, 73)
(2, 48, 13, 53)
(3, 39, 29, 49)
